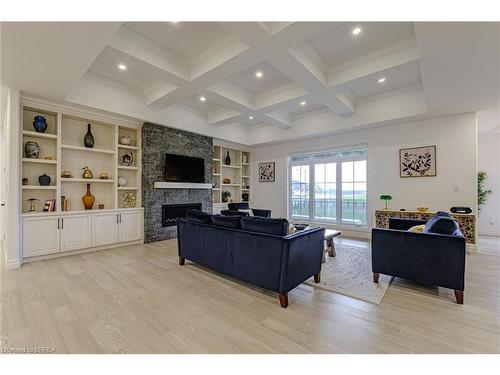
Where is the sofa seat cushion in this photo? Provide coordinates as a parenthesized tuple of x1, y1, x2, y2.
(241, 217, 289, 236)
(212, 214, 241, 229)
(423, 216, 459, 235)
(186, 209, 212, 224)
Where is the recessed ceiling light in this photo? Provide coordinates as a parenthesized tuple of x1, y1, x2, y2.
(249, 116, 254, 120)
(199, 96, 206, 102)
(117, 64, 127, 71)
(300, 100, 307, 106)
(255, 71, 263, 79)
(352, 27, 362, 36)
(378, 77, 386, 83)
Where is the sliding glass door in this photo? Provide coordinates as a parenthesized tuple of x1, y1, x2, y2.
(289, 146, 367, 227)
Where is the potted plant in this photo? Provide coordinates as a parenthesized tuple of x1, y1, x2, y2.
(380, 195, 393, 210)
(478, 171, 493, 212)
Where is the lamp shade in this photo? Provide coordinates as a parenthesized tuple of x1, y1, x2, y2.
(380, 195, 393, 201)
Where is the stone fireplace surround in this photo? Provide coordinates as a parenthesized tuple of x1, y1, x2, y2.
(142, 122, 213, 243)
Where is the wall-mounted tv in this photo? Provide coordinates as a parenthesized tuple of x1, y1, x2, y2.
(165, 153, 205, 183)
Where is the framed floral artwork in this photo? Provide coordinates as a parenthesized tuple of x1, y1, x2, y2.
(399, 145, 436, 177)
(259, 162, 275, 182)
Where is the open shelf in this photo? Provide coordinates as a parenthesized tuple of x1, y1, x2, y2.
(118, 187, 138, 190)
(118, 144, 139, 150)
(61, 178, 115, 183)
(118, 166, 139, 170)
(22, 158, 57, 165)
(22, 185, 57, 190)
(61, 144, 115, 154)
(222, 184, 241, 187)
(22, 130, 58, 140)
(222, 165, 241, 169)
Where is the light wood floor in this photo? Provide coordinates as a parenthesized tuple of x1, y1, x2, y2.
(1, 237, 499, 353)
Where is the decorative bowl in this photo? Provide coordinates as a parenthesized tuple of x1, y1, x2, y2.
(119, 135, 132, 145)
(416, 207, 429, 213)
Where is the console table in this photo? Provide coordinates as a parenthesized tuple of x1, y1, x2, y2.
(374, 209, 476, 244)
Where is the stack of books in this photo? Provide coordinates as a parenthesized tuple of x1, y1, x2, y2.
(61, 196, 69, 211)
(43, 199, 56, 212)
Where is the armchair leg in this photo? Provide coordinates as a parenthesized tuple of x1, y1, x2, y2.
(314, 272, 321, 283)
(373, 272, 380, 283)
(454, 290, 464, 304)
(279, 293, 288, 308)
(179, 257, 185, 265)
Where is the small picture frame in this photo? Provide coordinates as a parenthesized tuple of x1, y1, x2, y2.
(399, 145, 437, 177)
(259, 162, 275, 182)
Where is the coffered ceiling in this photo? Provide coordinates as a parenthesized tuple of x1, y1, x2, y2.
(2, 22, 499, 145)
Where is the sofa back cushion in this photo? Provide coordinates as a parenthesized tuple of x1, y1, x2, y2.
(423, 216, 459, 235)
(241, 217, 289, 236)
(212, 214, 241, 229)
(186, 209, 212, 224)
(228, 202, 250, 210)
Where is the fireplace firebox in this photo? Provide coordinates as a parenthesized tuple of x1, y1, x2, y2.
(162, 203, 202, 227)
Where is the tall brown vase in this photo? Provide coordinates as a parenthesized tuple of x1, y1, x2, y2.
(82, 183, 95, 210)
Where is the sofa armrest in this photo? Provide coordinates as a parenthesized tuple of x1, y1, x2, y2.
(251, 208, 271, 218)
(389, 217, 427, 230)
(371, 228, 466, 290)
(280, 227, 325, 293)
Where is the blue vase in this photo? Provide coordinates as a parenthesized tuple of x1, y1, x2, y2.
(38, 174, 51, 186)
(33, 116, 48, 133)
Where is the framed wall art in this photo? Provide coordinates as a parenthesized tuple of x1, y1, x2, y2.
(259, 162, 275, 182)
(399, 145, 437, 177)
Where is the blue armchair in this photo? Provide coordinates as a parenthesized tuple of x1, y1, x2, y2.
(221, 202, 271, 218)
(371, 213, 466, 304)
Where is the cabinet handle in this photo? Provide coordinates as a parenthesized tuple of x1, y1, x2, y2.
(117, 213, 119, 224)
(61, 218, 64, 230)
(119, 214, 122, 223)
(57, 218, 60, 230)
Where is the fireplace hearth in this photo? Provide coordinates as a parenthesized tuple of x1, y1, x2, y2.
(162, 203, 202, 227)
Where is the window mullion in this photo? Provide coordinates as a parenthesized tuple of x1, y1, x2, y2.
(336, 162, 341, 225)
(309, 162, 314, 221)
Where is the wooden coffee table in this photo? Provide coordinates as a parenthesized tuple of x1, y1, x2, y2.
(325, 229, 341, 258)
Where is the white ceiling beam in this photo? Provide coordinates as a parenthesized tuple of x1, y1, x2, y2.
(208, 108, 243, 126)
(260, 110, 293, 129)
(254, 83, 308, 111)
(327, 46, 420, 88)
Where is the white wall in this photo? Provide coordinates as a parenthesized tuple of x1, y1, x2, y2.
(478, 133, 500, 236)
(251, 113, 477, 237)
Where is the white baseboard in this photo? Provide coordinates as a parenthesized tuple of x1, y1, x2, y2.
(4, 258, 21, 269)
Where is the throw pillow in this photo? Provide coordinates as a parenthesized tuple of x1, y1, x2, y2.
(423, 217, 459, 235)
(288, 224, 296, 235)
(408, 224, 425, 233)
(211, 214, 241, 229)
(186, 209, 212, 224)
(239, 208, 254, 216)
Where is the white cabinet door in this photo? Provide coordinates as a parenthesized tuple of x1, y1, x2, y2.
(23, 216, 60, 257)
(92, 212, 119, 247)
(119, 210, 142, 243)
(61, 214, 92, 252)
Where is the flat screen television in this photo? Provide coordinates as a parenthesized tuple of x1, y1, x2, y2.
(165, 153, 205, 183)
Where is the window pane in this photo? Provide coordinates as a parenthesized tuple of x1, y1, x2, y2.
(354, 160, 366, 182)
(342, 161, 353, 182)
(314, 163, 336, 221)
(353, 182, 367, 225)
(291, 165, 309, 218)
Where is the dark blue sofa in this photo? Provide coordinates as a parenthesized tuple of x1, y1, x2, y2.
(177, 210, 325, 307)
(371, 212, 466, 304)
(221, 202, 271, 218)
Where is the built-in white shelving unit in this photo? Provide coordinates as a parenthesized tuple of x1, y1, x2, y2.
(212, 143, 251, 206)
(19, 99, 144, 262)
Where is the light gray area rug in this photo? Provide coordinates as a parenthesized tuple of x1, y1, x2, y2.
(304, 244, 393, 304)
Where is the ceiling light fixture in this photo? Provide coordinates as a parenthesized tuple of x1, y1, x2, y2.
(300, 100, 307, 106)
(378, 77, 386, 83)
(255, 71, 263, 79)
(249, 116, 254, 120)
(352, 27, 362, 36)
(117, 64, 127, 71)
(199, 96, 206, 102)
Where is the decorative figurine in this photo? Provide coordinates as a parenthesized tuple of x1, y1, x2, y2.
(99, 172, 109, 180)
(222, 190, 231, 203)
(33, 115, 48, 133)
(27, 198, 39, 212)
(223, 178, 231, 184)
(24, 141, 40, 158)
(82, 184, 95, 210)
(121, 151, 134, 166)
(38, 173, 51, 186)
(84, 123, 94, 148)
(118, 176, 127, 187)
(82, 166, 93, 179)
(121, 192, 136, 208)
(61, 170, 73, 178)
(119, 135, 132, 145)
(98, 204, 104, 209)
(22, 178, 29, 185)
